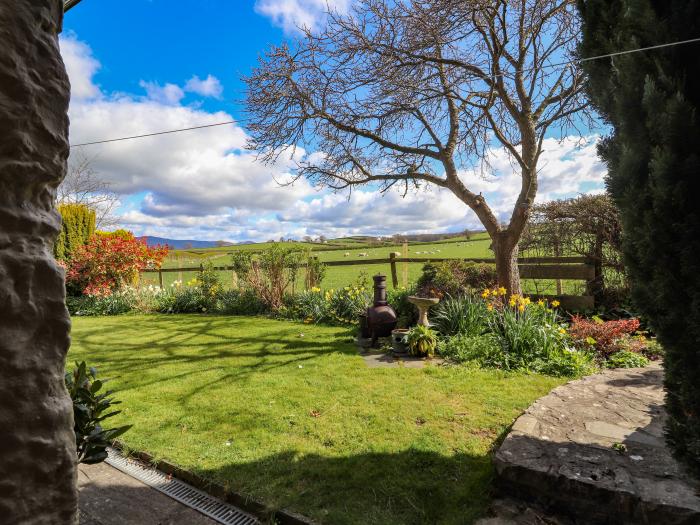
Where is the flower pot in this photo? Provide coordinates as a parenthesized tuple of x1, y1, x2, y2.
(391, 328, 410, 355)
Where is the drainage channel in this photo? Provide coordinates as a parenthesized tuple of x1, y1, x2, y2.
(106, 448, 259, 525)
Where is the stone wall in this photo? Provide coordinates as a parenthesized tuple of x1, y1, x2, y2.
(0, 1, 78, 523)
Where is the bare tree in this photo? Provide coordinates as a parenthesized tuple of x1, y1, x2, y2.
(245, 0, 588, 295)
(58, 148, 119, 228)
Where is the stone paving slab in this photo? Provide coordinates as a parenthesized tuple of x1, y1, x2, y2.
(78, 462, 218, 525)
(492, 362, 700, 524)
(360, 350, 444, 368)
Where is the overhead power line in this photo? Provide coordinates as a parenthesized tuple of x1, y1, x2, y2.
(69, 36, 700, 148)
(70, 121, 238, 148)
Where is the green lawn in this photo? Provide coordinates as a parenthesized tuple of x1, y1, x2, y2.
(69, 315, 562, 524)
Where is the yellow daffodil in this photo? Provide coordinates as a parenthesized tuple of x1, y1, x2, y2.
(537, 299, 545, 306)
(518, 304, 525, 312)
(481, 289, 490, 298)
(552, 300, 560, 308)
(487, 304, 494, 311)
(498, 287, 507, 296)
(559, 327, 567, 334)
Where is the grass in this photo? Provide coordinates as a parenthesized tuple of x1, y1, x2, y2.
(69, 314, 563, 524)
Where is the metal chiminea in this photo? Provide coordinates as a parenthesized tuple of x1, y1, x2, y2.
(366, 274, 397, 347)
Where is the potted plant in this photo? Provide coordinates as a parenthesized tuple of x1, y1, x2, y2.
(406, 325, 438, 358)
(391, 328, 410, 355)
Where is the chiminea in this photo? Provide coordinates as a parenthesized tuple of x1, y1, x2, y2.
(366, 274, 397, 347)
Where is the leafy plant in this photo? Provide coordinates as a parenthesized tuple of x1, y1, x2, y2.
(432, 295, 488, 337)
(568, 315, 641, 357)
(605, 350, 650, 369)
(65, 362, 131, 464)
(66, 232, 168, 296)
(416, 261, 497, 298)
(406, 325, 438, 357)
(438, 333, 500, 363)
(232, 245, 304, 310)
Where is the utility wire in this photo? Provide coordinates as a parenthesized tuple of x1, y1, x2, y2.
(69, 36, 700, 148)
(70, 121, 238, 147)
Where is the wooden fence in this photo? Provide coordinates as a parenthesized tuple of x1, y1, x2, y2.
(141, 255, 596, 310)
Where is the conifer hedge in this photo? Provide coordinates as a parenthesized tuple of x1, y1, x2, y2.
(578, 0, 700, 472)
(54, 203, 95, 261)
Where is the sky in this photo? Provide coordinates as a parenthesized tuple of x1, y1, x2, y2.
(61, 0, 606, 242)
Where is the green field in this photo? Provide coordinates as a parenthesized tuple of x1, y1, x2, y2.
(141, 232, 584, 295)
(144, 234, 494, 290)
(69, 314, 563, 524)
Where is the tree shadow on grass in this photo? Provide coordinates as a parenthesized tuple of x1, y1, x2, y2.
(192, 447, 494, 525)
(70, 315, 358, 394)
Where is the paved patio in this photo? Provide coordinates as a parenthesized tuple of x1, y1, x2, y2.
(78, 462, 219, 525)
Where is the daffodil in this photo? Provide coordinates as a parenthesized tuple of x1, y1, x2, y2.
(481, 289, 491, 298)
(518, 304, 525, 312)
(498, 287, 507, 296)
(537, 299, 545, 306)
(552, 300, 560, 308)
(486, 303, 494, 311)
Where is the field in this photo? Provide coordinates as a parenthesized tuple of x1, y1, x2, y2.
(143, 234, 494, 290)
(69, 314, 563, 524)
(140, 232, 584, 296)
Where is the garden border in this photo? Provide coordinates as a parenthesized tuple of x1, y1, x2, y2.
(140, 255, 596, 310)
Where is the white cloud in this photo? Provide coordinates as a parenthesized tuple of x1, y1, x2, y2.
(255, 0, 352, 34)
(184, 75, 224, 99)
(60, 35, 101, 100)
(61, 34, 313, 241)
(138, 80, 185, 105)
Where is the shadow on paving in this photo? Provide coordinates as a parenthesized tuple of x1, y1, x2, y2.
(192, 448, 496, 525)
(78, 462, 218, 525)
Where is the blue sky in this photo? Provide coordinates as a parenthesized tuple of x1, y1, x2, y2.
(61, 0, 606, 242)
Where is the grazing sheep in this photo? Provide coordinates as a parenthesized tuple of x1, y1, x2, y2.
(415, 251, 422, 254)
(344, 252, 350, 257)
(358, 252, 368, 257)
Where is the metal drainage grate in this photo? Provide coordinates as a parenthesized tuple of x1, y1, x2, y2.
(106, 448, 259, 525)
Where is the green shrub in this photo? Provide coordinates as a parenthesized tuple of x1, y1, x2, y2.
(65, 362, 131, 464)
(217, 289, 268, 315)
(432, 295, 488, 337)
(605, 350, 650, 370)
(282, 289, 330, 323)
(387, 286, 417, 328)
(416, 260, 497, 298)
(438, 333, 500, 363)
(407, 325, 438, 357)
(55, 203, 96, 262)
(156, 287, 209, 314)
(484, 299, 593, 376)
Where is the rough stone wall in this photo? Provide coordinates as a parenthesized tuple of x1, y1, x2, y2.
(0, 1, 78, 524)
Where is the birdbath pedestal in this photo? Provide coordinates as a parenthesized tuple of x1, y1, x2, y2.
(408, 296, 440, 327)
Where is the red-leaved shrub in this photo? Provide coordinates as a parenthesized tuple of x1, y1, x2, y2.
(66, 233, 168, 296)
(568, 316, 640, 356)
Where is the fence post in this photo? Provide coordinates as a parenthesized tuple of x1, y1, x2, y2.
(158, 268, 163, 289)
(389, 252, 399, 289)
(401, 241, 408, 288)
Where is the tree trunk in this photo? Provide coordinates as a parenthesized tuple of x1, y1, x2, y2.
(493, 233, 522, 297)
(0, 2, 77, 524)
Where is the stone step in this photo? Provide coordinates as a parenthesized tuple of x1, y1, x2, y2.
(492, 363, 700, 525)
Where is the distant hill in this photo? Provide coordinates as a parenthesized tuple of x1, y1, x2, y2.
(138, 236, 234, 249)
